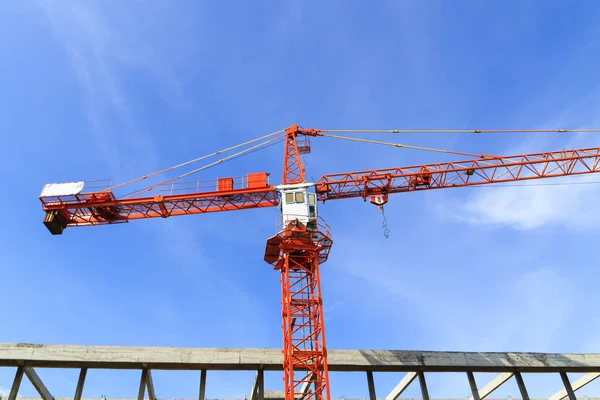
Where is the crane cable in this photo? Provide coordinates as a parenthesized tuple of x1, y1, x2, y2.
(109, 129, 285, 192)
(110, 126, 600, 198)
(319, 133, 495, 158)
(317, 129, 600, 134)
(122, 134, 286, 199)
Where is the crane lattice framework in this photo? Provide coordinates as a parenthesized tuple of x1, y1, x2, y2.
(38, 125, 600, 400)
(1, 343, 600, 400)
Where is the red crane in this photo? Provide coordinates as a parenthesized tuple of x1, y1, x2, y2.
(39, 124, 600, 400)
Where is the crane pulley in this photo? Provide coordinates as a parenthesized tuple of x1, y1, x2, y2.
(39, 124, 600, 400)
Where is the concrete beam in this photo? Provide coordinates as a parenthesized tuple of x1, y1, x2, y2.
(2, 343, 599, 372)
(469, 372, 513, 400)
(23, 367, 54, 400)
(12, 398, 600, 400)
(385, 372, 417, 400)
(549, 372, 600, 400)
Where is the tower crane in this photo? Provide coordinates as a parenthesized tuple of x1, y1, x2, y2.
(39, 124, 600, 400)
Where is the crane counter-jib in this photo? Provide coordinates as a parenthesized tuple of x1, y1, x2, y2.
(40, 184, 280, 235)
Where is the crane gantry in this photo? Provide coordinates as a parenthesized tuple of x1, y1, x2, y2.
(40, 124, 600, 400)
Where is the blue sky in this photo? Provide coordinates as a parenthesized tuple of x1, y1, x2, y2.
(2, 0, 600, 397)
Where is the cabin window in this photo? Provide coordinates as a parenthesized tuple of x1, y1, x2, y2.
(308, 193, 316, 206)
(295, 192, 305, 203)
(285, 193, 294, 204)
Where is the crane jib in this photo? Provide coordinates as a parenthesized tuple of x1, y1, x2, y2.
(315, 146, 600, 201)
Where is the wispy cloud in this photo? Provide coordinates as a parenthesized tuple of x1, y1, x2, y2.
(334, 241, 575, 351)
(442, 175, 600, 230)
(37, 0, 185, 177)
(436, 81, 600, 231)
(32, 2, 273, 393)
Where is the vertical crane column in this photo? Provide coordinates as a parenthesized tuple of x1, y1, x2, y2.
(264, 125, 332, 400)
(280, 230, 331, 400)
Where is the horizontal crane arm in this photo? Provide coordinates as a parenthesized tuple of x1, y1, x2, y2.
(315, 147, 600, 202)
(40, 186, 279, 235)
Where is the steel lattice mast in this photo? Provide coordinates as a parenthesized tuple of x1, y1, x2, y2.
(265, 125, 332, 400)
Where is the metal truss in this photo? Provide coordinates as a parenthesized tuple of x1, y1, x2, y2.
(316, 147, 600, 202)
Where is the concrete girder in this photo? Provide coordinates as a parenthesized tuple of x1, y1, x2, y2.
(2, 344, 600, 372)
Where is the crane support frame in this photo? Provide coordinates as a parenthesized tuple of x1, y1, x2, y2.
(267, 219, 333, 400)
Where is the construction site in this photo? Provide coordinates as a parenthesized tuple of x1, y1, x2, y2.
(3, 2, 600, 400)
(1, 124, 597, 399)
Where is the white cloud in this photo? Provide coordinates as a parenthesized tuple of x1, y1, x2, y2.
(0, 386, 13, 398)
(446, 175, 600, 230)
(37, 0, 186, 178)
(438, 83, 600, 232)
(343, 254, 574, 350)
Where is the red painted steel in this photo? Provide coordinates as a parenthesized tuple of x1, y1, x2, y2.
(282, 125, 306, 185)
(316, 147, 600, 202)
(265, 218, 333, 400)
(275, 126, 333, 400)
(40, 187, 279, 228)
(282, 125, 319, 185)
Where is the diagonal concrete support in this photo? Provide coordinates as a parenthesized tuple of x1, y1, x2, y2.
(513, 372, 529, 400)
(250, 369, 264, 400)
(385, 372, 417, 400)
(146, 369, 156, 400)
(138, 369, 148, 400)
(417, 371, 430, 400)
(466, 372, 480, 400)
(24, 367, 54, 400)
(134, 367, 157, 400)
(199, 370, 207, 400)
(560, 372, 577, 400)
(469, 372, 513, 400)
(366, 371, 376, 400)
(8, 366, 24, 400)
(298, 372, 316, 400)
(74, 368, 87, 400)
(550, 372, 600, 400)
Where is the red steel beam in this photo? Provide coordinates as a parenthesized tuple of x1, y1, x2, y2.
(41, 187, 279, 228)
(315, 147, 600, 201)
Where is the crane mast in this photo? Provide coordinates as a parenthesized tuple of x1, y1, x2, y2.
(39, 124, 600, 400)
(265, 125, 332, 400)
